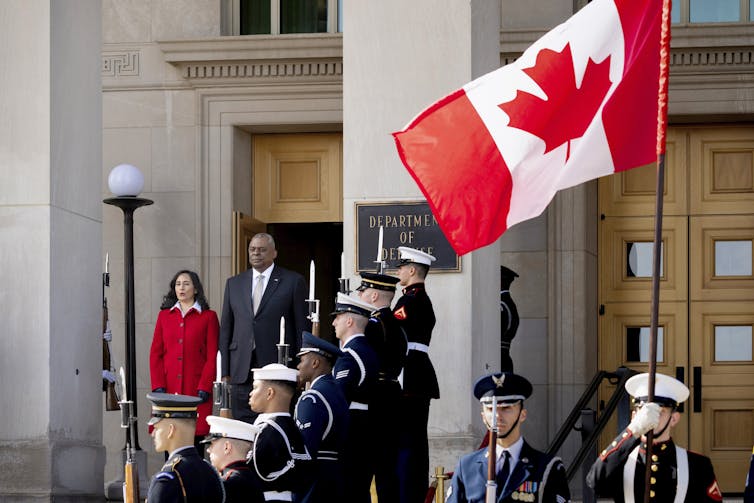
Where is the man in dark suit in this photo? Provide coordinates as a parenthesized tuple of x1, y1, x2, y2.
(220, 232, 308, 422)
(146, 393, 225, 502)
(446, 372, 570, 503)
(393, 246, 439, 503)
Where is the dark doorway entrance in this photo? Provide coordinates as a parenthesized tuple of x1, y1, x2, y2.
(267, 222, 343, 343)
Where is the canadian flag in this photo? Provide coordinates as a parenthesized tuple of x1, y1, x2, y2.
(393, 0, 665, 255)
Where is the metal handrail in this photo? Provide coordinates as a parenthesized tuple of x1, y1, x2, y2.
(545, 366, 637, 481)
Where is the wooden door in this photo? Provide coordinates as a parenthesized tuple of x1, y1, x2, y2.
(598, 126, 754, 493)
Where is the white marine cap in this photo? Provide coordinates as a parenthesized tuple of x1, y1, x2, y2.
(252, 363, 298, 383)
(330, 292, 376, 318)
(204, 415, 259, 443)
(397, 246, 436, 267)
(625, 372, 690, 408)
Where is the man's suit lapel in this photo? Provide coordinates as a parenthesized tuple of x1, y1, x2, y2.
(257, 267, 282, 315)
(239, 270, 254, 318)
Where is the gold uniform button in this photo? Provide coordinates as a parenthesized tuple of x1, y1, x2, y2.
(650, 477, 656, 484)
(651, 465, 658, 472)
(651, 454, 658, 462)
(650, 490, 655, 498)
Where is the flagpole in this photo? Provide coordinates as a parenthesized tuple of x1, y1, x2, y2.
(644, 1, 672, 502)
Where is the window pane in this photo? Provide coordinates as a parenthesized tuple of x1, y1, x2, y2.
(714, 325, 753, 361)
(338, 0, 343, 32)
(690, 0, 740, 22)
(626, 242, 664, 278)
(240, 0, 271, 34)
(281, 0, 327, 34)
(752, 0, 754, 21)
(714, 240, 752, 276)
(626, 327, 664, 363)
(672, 1, 680, 23)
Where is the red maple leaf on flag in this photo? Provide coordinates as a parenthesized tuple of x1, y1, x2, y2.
(499, 43, 612, 161)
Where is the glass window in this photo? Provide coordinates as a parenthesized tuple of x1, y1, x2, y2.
(626, 326, 664, 363)
(281, 0, 327, 34)
(626, 242, 664, 278)
(714, 325, 753, 361)
(714, 240, 753, 277)
(240, 0, 271, 35)
(690, 0, 740, 22)
(238, 0, 339, 35)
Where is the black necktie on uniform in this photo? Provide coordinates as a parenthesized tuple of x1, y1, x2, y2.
(498, 450, 511, 493)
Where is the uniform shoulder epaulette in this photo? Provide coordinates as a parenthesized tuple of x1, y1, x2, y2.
(161, 455, 183, 472)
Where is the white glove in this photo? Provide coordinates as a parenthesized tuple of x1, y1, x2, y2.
(628, 402, 661, 438)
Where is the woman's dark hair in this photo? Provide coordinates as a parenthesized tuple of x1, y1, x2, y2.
(160, 270, 210, 311)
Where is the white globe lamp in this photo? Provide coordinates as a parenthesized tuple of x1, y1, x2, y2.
(107, 163, 145, 197)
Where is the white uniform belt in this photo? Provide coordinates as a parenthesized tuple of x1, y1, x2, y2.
(264, 491, 293, 501)
(407, 342, 429, 353)
(349, 401, 368, 410)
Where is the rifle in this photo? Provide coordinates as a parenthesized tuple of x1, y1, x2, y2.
(485, 396, 498, 503)
(213, 352, 233, 418)
(119, 367, 139, 503)
(103, 254, 120, 411)
(306, 260, 320, 337)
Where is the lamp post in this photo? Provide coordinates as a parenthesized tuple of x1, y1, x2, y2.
(103, 164, 153, 451)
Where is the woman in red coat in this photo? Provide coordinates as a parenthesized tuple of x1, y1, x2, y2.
(150, 270, 218, 451)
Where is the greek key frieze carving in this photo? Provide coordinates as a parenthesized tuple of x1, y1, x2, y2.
(102, 51, 140, 77)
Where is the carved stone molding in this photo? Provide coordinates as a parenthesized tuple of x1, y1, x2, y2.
(158, 33, 342, 86)
(182, 60, 342, 80)
(102, 50, 140, 77)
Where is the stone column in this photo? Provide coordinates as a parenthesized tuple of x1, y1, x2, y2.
(0, 1, 103, 500)
(343, 0, 502, 471)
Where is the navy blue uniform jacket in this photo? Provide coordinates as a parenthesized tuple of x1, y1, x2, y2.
(294, 373, 349, 503)
(146, 446, 225, 502)
(447, 441, 570, 503)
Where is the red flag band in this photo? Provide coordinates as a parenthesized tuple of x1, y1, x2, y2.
(394, 0, 665, 256)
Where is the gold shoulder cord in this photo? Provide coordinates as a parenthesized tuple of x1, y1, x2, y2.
(168, 458, 188, 502)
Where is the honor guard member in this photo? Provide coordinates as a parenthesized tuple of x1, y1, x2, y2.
(446, 372, 570, 503)
(203, 415, 264, 503)
(587, 372, 722, 502)
(331, 292, 380, 503)
(356, 271, 406, 501)
(393, 246, 439, 503)
(294, 332, 349, 503)
(146, 393, 225, 503)
(247, 363, 314, 503)
(499, 266, 520, 372)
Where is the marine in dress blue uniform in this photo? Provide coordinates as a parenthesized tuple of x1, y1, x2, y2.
(446, 373, 570, 503)
(587, 373, 722, 503)
(247, 364, 314, 503)
(202, 415, 264, 503)
(331, 292, 380, 503)
(392, 247, 439, 503)
(146, 393, 225, 502)
(357, 271, 406, 501)
(294, 332, 349, 503)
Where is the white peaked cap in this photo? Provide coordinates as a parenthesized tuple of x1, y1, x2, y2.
(397, 246, 436, 266)
(252, 363, 299, 383)
(330, 292, 376, 317)
(206, 415, 259, 442)
(625, 372, 690, 406)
